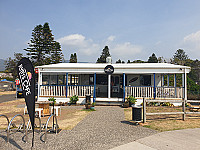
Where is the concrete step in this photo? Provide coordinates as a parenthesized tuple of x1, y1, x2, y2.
(95, 101, 123, 106)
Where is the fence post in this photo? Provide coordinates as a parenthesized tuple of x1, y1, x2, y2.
(182, 98, 185, 121)
(143, 97, 146, 123)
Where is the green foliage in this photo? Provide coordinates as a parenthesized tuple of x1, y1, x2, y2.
(172, 49, 189, 65)
(96, 46, 111, 63)
(160, 102, 174, 107)
(127, 96, 137, 105)
(116, 59, 125, 64)
(4, 53, 23, 79)
(132, 60, 145, 63)
(24, 22, 63, 66)
(69, 53, 77, 63)
(48, 97, 56, 105)
(148, 53, 158, 63)
(116, 59, 122, 63)
(82, 108, 96, 111)
(70, 95, 79, 104)
(92, 102, 96, 106)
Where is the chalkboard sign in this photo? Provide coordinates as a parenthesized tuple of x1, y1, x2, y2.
(104, 65, 114, 74)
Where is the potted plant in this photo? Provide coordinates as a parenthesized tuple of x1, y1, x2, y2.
(122, 100, 129, 108)
(69, 95, 79, 105)
(127, 96, 137, 106)
(85, 100, 92, 109)
(48, 97, 56, 106)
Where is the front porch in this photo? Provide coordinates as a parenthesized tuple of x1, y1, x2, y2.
(38, 72, 186, 104)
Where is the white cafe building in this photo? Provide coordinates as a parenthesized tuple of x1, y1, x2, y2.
(36, 59, 190, 104)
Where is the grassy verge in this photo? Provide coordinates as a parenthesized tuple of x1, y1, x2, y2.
(124, 106, 200, 132)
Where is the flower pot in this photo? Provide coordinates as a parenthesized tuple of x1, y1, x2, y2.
(90, 107, 95, 110)
(123, 102, 129, 108)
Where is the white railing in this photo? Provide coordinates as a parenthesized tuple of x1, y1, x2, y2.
(156, 87, 183, 99)
(125, 86, 154, 98)
(40, 85, 94, 97)
(40, 85, 66, 97)
(125, 86, 183, 99)
(67, 85, 94, 97)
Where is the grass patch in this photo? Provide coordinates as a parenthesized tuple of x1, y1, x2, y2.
(0, 99, 91, 130)
(124, 106, 200, 132)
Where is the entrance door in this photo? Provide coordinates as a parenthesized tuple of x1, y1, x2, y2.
(96, 74, 108, 97)
(111, 75, 123, 98)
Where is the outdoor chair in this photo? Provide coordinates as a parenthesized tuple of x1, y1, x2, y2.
(24, 105, 44, 117)
(50, 106, 61, 116)
(35, 108, 44, 118)
(24, 105, 28, 115)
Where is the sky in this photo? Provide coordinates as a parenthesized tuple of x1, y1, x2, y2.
(0, 0, 200, 63)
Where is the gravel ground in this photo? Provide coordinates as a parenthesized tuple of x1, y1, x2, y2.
(0, 106, 157, 150)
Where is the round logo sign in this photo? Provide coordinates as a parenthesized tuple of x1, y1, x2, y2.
(104, 65, 114, 74)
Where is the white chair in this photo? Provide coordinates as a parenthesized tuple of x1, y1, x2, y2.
(35, 108, 44, 118)
(50, 106, 61, 116)
(24, 105, 28, 115)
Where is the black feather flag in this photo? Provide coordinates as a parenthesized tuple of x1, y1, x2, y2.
(17, 58, 35, 147)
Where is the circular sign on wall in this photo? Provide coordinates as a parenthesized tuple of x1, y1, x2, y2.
(104, 65, 114, 74)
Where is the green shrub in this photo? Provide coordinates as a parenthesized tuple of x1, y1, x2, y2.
(48, 97, 56, 105)
(127, 96, 137, 105)
(70, 95, 79, 104)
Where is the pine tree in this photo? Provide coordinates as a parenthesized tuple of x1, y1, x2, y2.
(69, 53, 77, 63)
(96, 46, 111, 63)
(50, 42, 63, 64)
(24, 22, 63, 66)
(148, 53, 158, 63)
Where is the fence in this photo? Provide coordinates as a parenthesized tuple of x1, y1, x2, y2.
(143, 98, 200, 123)
(125, 86, 183, 99)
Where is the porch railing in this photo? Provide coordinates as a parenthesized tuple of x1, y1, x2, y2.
(125, 86, 183, 99)
(67, 85, 94, 97)
(40, 85, 94, 97)
(155, 87, 183, 99)
(125, 86, 154, 98)
(40, 85, 66, 97)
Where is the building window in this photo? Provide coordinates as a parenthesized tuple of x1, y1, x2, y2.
(140, 75, 151, 86)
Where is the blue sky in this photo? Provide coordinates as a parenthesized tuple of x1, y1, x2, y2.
(0, 0, 200, 62)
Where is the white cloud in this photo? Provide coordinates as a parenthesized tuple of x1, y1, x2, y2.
(182, 30, 200, 58)
(57, 34, 143, 62)
(107, 35, 115, 42)
(57, 34, 100, 61)
(111, 42, 143, 61)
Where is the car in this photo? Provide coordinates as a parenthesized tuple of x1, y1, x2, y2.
(16, 87, 24, 98)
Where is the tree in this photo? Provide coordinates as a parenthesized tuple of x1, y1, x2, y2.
(70, 53, 77, 63)
(127, 60, 131, 63)
(24, 22, 63, 66)
(96, 46, 111, 63)
(50, 42, 64, 64)
(172, 49, 189, 65)
(158, 56, 167, 63)
(5, 53, 23, 79)
(116, 59, 122, 63)
(148, 53, 158, 63)
(132, 60, 145, 63)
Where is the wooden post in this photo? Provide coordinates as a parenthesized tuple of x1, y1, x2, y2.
(182, 98, 185, 121)
(143, 98, 146, 123)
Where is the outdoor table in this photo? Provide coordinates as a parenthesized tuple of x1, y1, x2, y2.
(35, 101, 53, 115)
